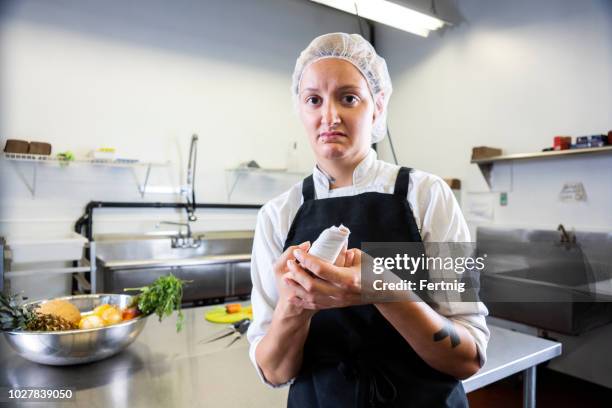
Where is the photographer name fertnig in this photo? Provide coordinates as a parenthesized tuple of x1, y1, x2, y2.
(372, 279, 467, 293)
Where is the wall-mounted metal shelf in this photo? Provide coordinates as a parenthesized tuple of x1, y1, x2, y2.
(224, 167, 306, 202)
(471, 145, 612, 187)
(2, 153, 170, 198)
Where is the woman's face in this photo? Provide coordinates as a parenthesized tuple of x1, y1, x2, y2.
(298, 58, 379, 163)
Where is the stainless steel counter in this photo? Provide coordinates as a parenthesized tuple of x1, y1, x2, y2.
(464, 323, 561, 407)
(0, 305, 561, 408)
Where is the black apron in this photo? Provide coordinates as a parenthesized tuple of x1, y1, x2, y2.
(284, 167, 468, 408)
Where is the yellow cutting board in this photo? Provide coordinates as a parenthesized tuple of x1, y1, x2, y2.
(205, 304, 252, 324)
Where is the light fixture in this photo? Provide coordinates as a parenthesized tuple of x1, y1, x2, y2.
(310, 0, 446, 37)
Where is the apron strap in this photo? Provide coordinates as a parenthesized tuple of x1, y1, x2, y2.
(393, 167, 412, 198)
(302, 175, 315, 202)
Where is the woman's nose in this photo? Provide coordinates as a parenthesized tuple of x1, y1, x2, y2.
(321, 100, 341, 127)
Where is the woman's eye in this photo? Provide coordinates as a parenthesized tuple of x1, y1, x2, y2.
(306, 96, 321, 105)
(342, 95, 359, 105)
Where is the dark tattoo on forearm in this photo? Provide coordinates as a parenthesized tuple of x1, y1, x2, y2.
(433, 321, 461, 348)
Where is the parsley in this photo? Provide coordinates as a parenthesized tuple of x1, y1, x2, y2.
(125, 274, 190, 332)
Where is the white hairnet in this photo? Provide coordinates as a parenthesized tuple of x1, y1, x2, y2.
(292, 32, 392, 144)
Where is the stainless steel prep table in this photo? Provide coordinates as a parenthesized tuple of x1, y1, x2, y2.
(0, 305, 561, 408)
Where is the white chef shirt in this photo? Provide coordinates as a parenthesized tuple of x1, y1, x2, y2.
(247, 148, 490, 387)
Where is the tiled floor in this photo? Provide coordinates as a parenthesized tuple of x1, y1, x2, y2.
(468, 367, 612, 408)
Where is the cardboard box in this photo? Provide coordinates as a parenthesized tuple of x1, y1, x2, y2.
(471, 146, 502, 160)
(28, 141, 52, 155)
(3, 139, 29, 154)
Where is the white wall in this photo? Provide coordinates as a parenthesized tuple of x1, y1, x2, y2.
(1, 0, 610, 241)
(375, 0, 612, 235)
(0, 0, 365, 239)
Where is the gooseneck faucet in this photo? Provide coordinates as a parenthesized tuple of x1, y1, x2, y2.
(557, 224, 576, 244)
(157, 134, 200, 248)
(186, 134, 198, 222)
(156, 134, 201, 248)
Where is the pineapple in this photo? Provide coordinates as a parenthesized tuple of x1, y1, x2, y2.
(0, 293, 78, 332)
(26, 313, 78, 331)
(0, 293, 33, 331)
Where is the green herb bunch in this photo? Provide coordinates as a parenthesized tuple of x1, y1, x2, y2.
(125, 274, 190, 332)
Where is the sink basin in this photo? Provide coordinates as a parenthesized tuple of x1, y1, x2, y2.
(94, 231, 254, 304)
(95, 231, 253, 264)
(499, 267, 587, 287)
(477, 226, 612, 334)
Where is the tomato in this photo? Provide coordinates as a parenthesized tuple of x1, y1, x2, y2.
(122, 307, 139, 321)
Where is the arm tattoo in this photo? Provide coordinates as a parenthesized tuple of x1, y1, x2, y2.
(433, 321, 461, 348)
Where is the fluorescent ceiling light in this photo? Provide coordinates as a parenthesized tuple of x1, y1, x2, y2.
(310, 0, 445, 37)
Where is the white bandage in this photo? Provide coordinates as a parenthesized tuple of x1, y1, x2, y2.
(309, 225, 351, 264)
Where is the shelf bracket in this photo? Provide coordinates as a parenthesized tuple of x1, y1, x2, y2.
(132, 164, 152, 198)
(477, 163, 493, 188)
(226, 172, 245, 202)
(9, 160, 37, 198)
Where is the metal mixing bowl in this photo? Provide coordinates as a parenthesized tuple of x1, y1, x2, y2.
(2, 294, 148, 365)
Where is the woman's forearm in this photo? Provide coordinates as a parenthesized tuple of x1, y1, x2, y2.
(375, 301, 480, 379)
(255, 301, 313, 385)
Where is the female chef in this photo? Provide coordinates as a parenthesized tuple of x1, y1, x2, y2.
(247, 33, 489, 407)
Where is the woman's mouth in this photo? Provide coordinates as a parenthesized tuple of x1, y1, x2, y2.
(319, 131, 347, 142)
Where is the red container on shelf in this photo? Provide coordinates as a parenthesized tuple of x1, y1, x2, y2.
(553, 136, 572, 151)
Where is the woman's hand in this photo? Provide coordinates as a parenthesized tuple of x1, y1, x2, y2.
(273, 241, 316, 318)
(284, 247, 363, 310)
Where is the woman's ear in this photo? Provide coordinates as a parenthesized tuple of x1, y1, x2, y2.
(372, 92, 385, 122)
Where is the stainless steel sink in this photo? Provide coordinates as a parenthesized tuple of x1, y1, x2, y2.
(94, 231, 254, 305)
(477, 226, 612, 334)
